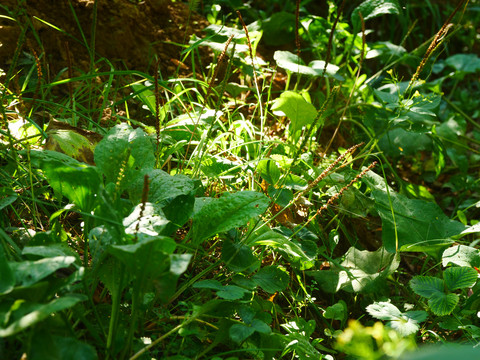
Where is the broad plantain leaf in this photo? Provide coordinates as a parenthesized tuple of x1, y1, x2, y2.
(94, 123, 155, 191)
(191, 191, 269, 245)
(352, 0, 401, 30)
(308, 247, 400, 293)
(271, 91, 318, 134)
(373, 190, 466, 252)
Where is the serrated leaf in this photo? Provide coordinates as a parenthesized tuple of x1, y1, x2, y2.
(191, 191, 269, 245)
(443, 266, 478, 291)
(428, 292, 459, 316)
(410, 276, 444, 298)
(252, 266, 289, 294)
(271, 91, 318, 134)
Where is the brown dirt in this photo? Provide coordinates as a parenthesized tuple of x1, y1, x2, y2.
(0, 0, 210, 77)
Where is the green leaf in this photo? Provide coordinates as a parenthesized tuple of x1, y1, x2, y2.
(373, 190, 466, 252)
(10, 256, 77, 287)
(29, 150, 101, 212)
(122, 203, 170, 237)
(445, 54, 480, 73)
(94, 123, 155, 191)
(308, 247, 400, 293)
(256, 159, 281, 185)
(221, 240, 259, 273)
(0, 294, 86, 337)
(252, 266, 289, 294)
(131, 83, 166, 121)
(229, 323, 255, 343)
(399, 344, 480, 360)
(351, 0, 401, 30)
(366, 301, 425, 336)
(442, 245, 480, 267)
(443, 266, 478, 291)
(324, 301, 347, 322)
(273, 51, 342, 80)
(193, 279, 223, 290)
(216, 285, 250, 300)
(0, 244, 14, 294)
(410, 276, 444, 298)
(251, 230, 314, 269)
(428, 292, 458, 316)
(251, 319, 271, 334)
(271, 91, 318, 134)
(191, 191, 269, 245)
(108, 236, 175, 277)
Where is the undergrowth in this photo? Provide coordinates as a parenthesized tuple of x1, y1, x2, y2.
(1, 0, 480, 359)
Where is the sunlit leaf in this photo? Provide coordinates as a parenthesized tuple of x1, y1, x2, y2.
(271, 91, 318, 134)
(191, 191, 269, 245)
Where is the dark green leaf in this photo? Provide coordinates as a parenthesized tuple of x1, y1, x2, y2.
(0, 245, 14, 295)
(0, 294, 86, 337)
(443, 266, 478, 291)
(352, 0, 401, 30)
(373, 190, 466, 252)
(410, 276, 444, 298)
(216, 285, 250, 300)
(428, 292, 458, 316)
(252, 266, 289, 294)
(229, 323, 255, 343)
(10, 256, 77, 287)
(222, 240, 259, 273)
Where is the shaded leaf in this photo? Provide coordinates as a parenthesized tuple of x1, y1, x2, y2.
(252, 266, 289, 294)
(373, 190, 466, 252)
(229, 323, 255, 343)
(216, 285, 250, 300)
(0, 294, 86, 337)
(222, 240, 259, 273)
(10, 256, 77, 287)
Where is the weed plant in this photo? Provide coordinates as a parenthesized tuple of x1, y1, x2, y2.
(1, 0, 480, 359)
